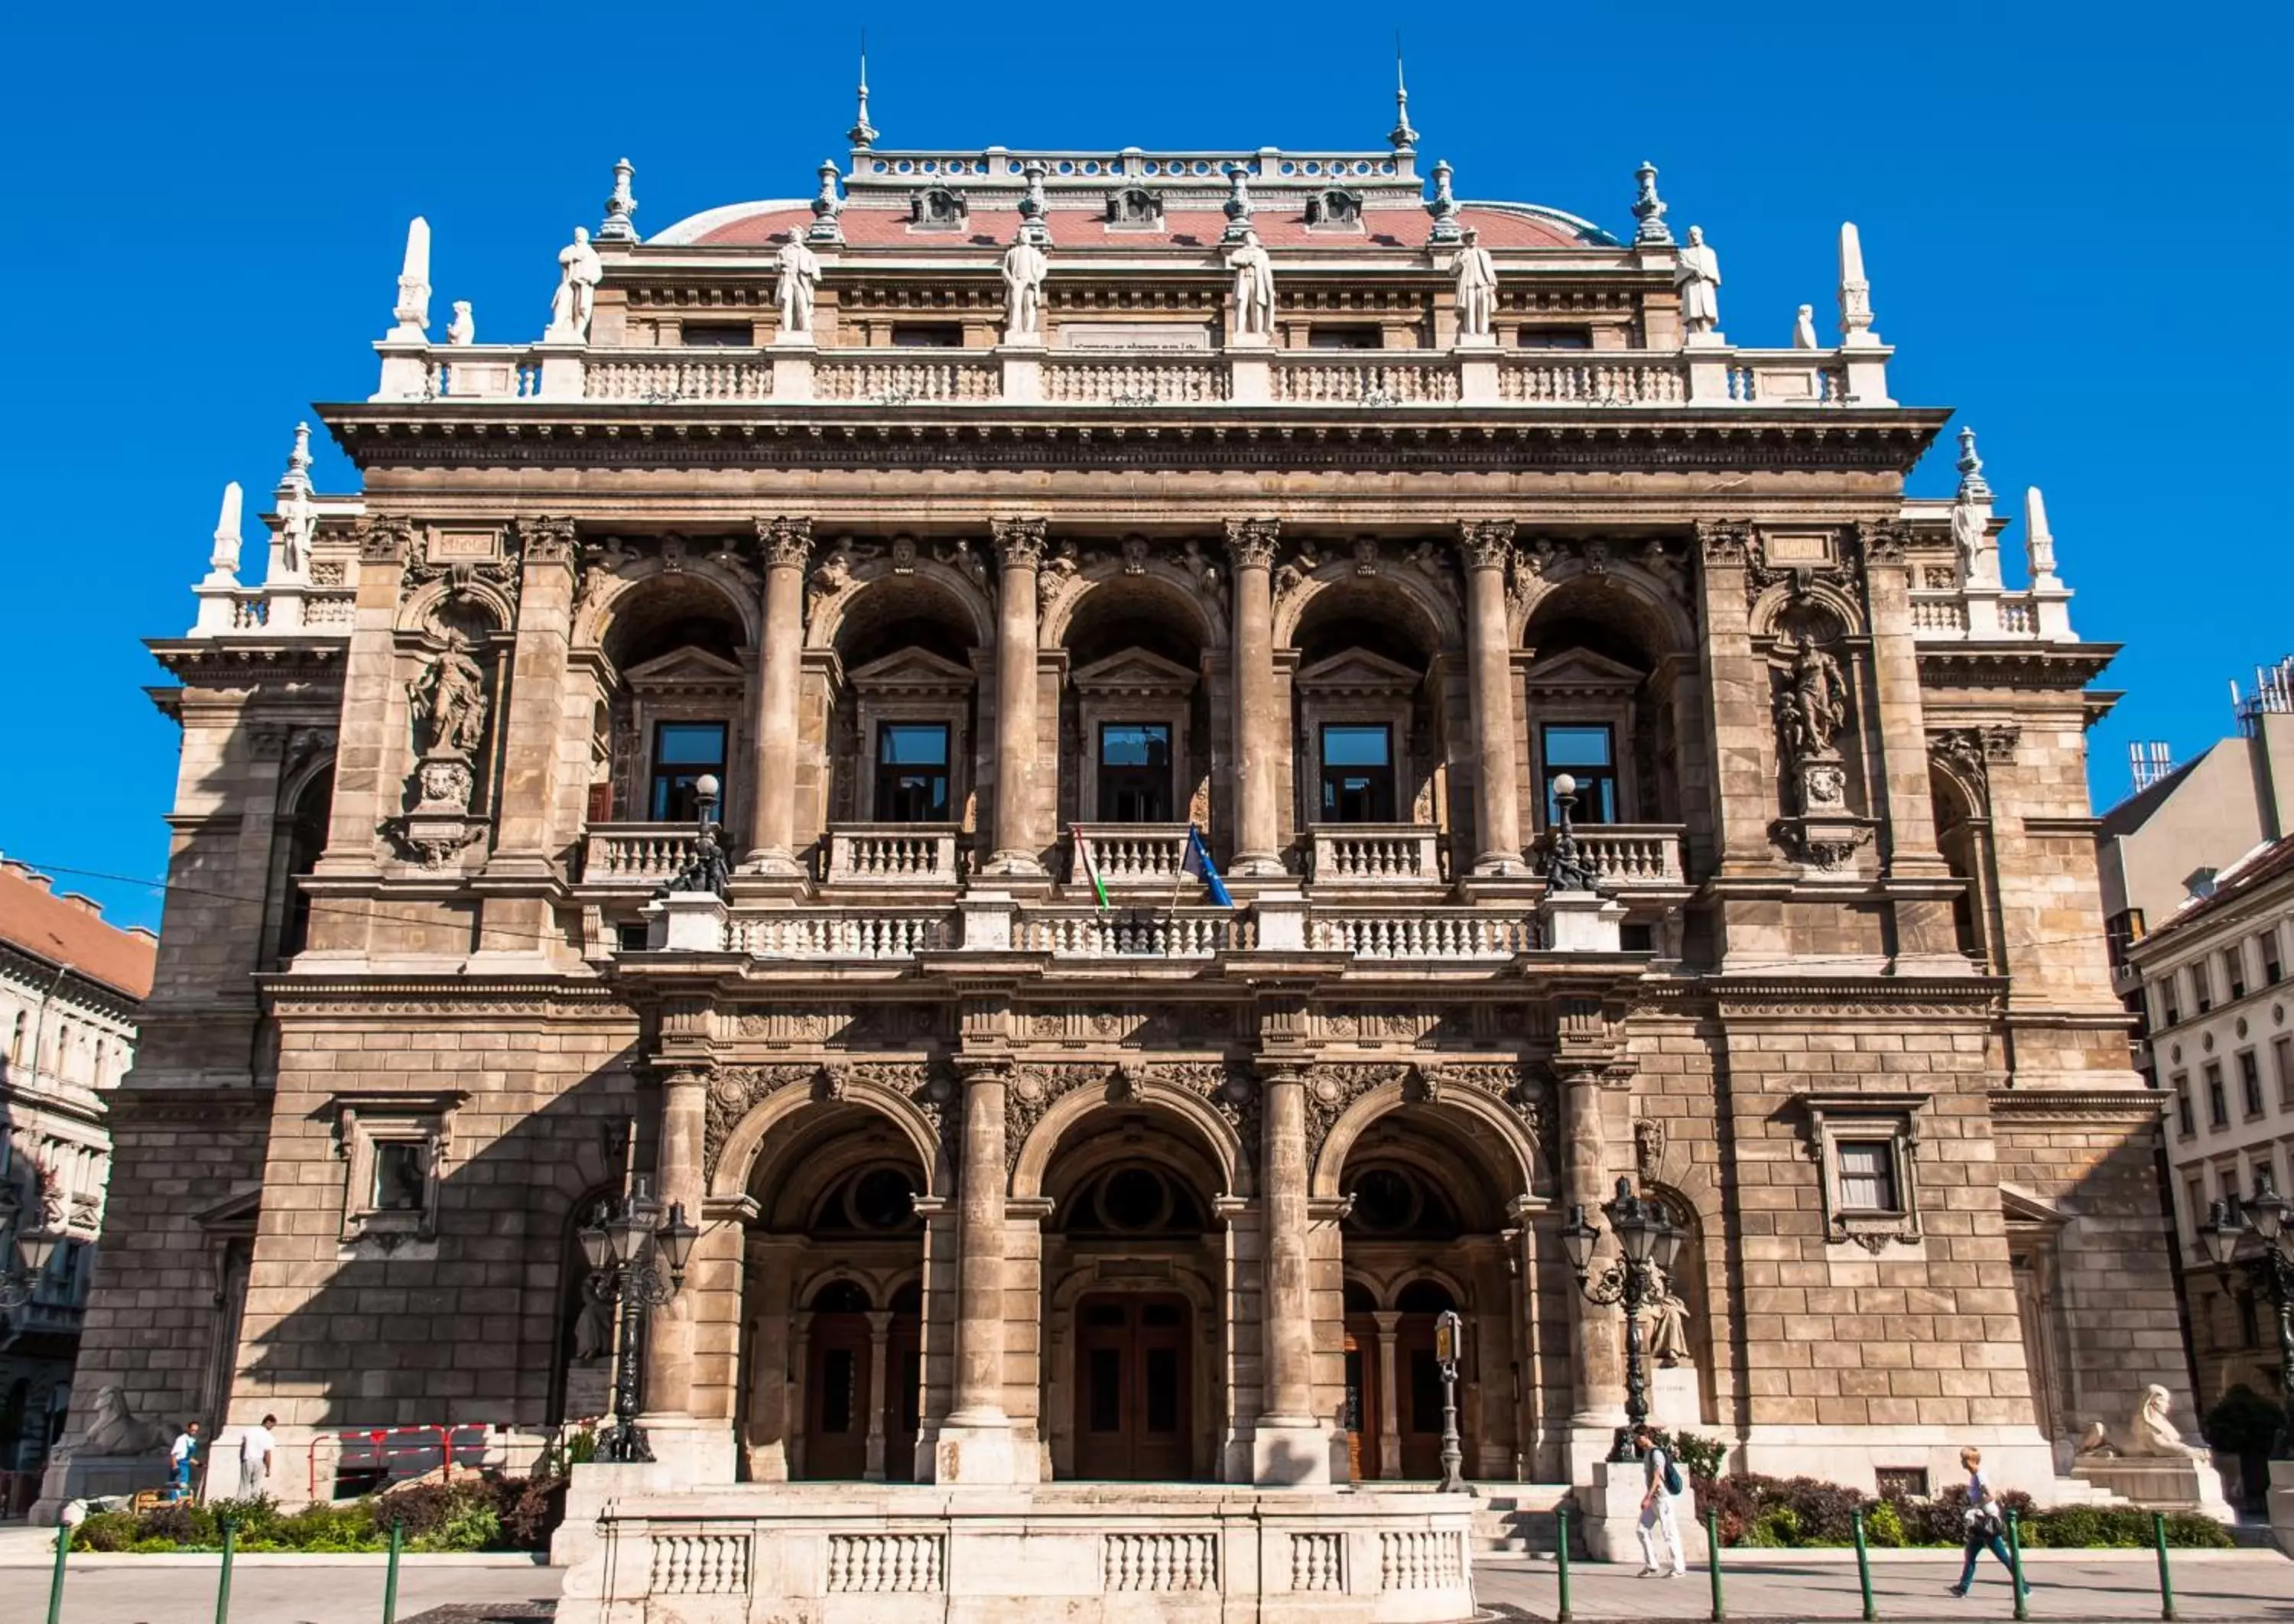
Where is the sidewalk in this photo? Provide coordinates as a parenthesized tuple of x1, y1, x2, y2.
(1475, 1548, 2294, 1622)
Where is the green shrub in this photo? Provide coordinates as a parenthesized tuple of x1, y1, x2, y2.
(1863, 1499, 1906, 1547)
(1644, 1427, 1730, 1483)
(69, 1512, 141, 1553)
(61, 1473, 565, 1555)
(414, 1499, 500, 1553)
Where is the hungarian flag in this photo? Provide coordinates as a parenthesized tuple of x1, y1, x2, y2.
(1183, 824, 1234, 908)
(1072, 823, 1110, 908)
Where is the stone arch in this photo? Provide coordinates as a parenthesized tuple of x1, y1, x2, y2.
(710, 1076, 947, 1204)
(1275, 564, 1460, 654)
(1748, 579, 1864, 641)
(576, 556, 763, 654)
(803, 549, 994, 654)
(1311, 1079, 1539, 1203)
(1514, 566, 1694, 658)
(1373, 1263, 1474, 1314)
(1011, 1080, 1243, 1201)
(1041, 554, 1226, 651)
(398, 577, 518, 640)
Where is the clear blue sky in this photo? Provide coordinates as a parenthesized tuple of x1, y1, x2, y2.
(2, 2, 2286, 932)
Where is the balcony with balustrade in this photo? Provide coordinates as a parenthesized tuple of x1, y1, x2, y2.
(1307, 823, 1445, 889)
(818, 824, 965, 891)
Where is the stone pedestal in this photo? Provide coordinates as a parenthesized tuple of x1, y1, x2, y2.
(2070, 1450, 2237, 1521)
(1578, 1459, 1707, 1567)
(1229, 343, 1272, 405)
(932, 1418, 1030, 1485)
(31, 1450, 170, 1523)
(1539, 889, 1626, 953)
(2268, 1458, 2294, 1556)
(534, 339, 586, 399)
(999, 343, 1045, 404)
(957, 889, 1019, 952)
(1648, 1365, 1703, 1429)
(645, 892, 729, 952)
(771, 338, 817, 401)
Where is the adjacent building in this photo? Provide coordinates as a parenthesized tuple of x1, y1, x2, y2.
(43, 95, 2213, 1612)
(0, 857, 154, 1511)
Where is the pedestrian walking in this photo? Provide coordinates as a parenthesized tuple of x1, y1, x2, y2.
(1634, 1422, 1689, 1577)
(236, 1413, 278, 1499)
(1947, 1445, 2029, 1600)
(167, 1421, 200, 1502)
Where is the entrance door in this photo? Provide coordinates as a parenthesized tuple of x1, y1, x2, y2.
(1074, 1294, 1191, 1480)
(1396, 1314, 1450, 1479)
(886, 1288, 922, 1483)
(1343, 1318, 1381, 1481)
(804, 1312, 873, 1480)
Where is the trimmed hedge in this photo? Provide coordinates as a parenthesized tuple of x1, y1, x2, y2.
(1691, 1472, 2233, 1550)
(70, 1476, 565, 1554)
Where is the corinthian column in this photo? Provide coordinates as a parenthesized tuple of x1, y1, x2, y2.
(1459, 521, 1527, 875)
(1226, 518, 1285, 877)
(1560, 1066, 1624, 1437)
(937, 1058, 1021, 1482)
(641, 1063, 709, 1423)
(1254, 1063, 1330, 1483)
(983, 519, 1047, 878)
(746, 516, 811, 875)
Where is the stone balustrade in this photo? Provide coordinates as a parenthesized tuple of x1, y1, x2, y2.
(1308, 823, 1443, 885)
(1069, 824, 1191, 888)
(377, 342, 1886, 411)
(1014, 907, 1251, 958)
(821, 824, 963, 888)
(1540, 824, 1685, 887)
(1908, 588, 2075, 643)
(1308, 908, 1539, 960)
(581, 823, 700, 886)
(729, 910, 954, 958)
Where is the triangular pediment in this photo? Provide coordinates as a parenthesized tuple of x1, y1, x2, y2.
(191, 1184, 263, 1231)
(625, 646, 747, 685)
(1999, 1184, 2069, 1229)
(1522, 645, 1647, 693)
(1295, 648, 1422, 693)
(849, 646, 977, 693)
(1071, 647, 1199, 696)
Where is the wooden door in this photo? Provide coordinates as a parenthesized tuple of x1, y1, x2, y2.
(803, 1312, 872, 1480)
(1074, 1294, 1192, 1480)
(1396, 1316, 1451, 1480)
(1343, 1318, 1381, 1482)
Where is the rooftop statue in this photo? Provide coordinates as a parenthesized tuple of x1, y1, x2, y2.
(775, 236, 824, 336)
(1001, 232, 1048, 344)
(547, 226, 603, 341)
(1454, 226, 1497, 340)
(1792, 304, 1818, 350)
(1229, 229, 1274, 339)
(447, 300, 476, 346)
(1675, 226, 1722, 339)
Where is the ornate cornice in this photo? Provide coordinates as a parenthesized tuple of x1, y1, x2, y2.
(1986, 1086, 2165, 1121)
(1917, 645, 2119, 689)
(323, 408, 1949, 478)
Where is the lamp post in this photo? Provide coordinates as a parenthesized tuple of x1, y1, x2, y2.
(578, 1173, 700, 1463)
(0, 1184, 60, 1311)
(1561, 1174, 1685, 1462)
(2199, 1174, 2294, 1456)
(1434, 1308, 1467, 1492)
(665, 771, 731, 900)
(1543, 772, 1602, 892)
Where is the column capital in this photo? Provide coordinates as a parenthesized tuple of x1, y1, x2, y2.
(989, 517, 1048, 569)
(356, 515, 416, 567)
(514, 515, 580, 567)
(754, 515, 814, 571)
(1223, 517, 1280, 570)
(1695, 519, 1752, 567)
(1856, 519, 1910, 569)
(954, 1054, 1014, 1087)
(1457, 519, 1517, 571)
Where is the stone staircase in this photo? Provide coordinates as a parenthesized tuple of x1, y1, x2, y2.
(1470, 1483, 1574, 1555)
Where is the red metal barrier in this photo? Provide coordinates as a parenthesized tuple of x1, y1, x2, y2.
(304, 1422, 495, 1501)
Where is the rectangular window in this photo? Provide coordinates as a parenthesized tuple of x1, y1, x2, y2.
(1542, 724, 1619, 825)
(875, 723, 952, 822)
(2206, 1064, 2229, 1129)
(1834, 1140, 1901, 1213)
(2226, 947, 2248, 1002)
(2193, 963, 2213, 1015)
(2172, 1073, 2194, 1138)
(2264, 929, 2285, 986)
(890, 322, 964, 348)
(2276, 1036, 2294, 1109)
(1097, 723, 1174, 823)
(2240, 1051, 2265, 1118)
(2184, 1176, 2208, 1238)
(1308, 324, 1384, 350)
(2105, 908, 2147, 967)
(821, 1348, 856, 1434)
(1517, 326, 1594, 349)
(648, 721, 729, 823)
(370, 1142, 431, 1212)
(681, 321, 753, 347)
(2161, 979, 2182, 1028)
(1320, 724, 1396, 823)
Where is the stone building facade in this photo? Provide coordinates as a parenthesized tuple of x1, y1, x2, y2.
(46, 106, 2206, 1609)
(0, 858, 154, 1509)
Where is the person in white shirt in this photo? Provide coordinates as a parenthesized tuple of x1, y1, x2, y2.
(1948, 1445, 2029, 1600)
(237, 1414, 278, 1499)
(1635, 1422, 1688, 1577)
(167, 1421, 200, 1502)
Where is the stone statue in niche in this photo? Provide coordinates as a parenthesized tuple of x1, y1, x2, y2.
(547, 227, 603, 340)
(1229, 229, 1275, 339)
(1776, 635, 1850, 766)
(1646, 1273, 1693, 1368)
(1674, 225, 1723, 339)
(1001, 231, 1048, 344)
(410, 635, 489, 761)
(1454, 226, 1497, 340)
(775, 236, 823, 336)
(572, 1281, 613, 1362)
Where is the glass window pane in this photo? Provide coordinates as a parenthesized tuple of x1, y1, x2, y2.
(1100, 723, 1170, 768)
(655, 723, 727, 766)
(879, 723, 950, 766)
(1835, 1141, 1898, 1211)
(1322, 725, 1392, 768)
(371, 1142, 429, 1211)
(1542, 725, 1613, 768)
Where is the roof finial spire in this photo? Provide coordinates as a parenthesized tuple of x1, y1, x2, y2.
(1631, 161, 1673, 246)
(1389, 35, 1418, 152)
(849, 31, 879, 149)
(596, 157, 638, 242)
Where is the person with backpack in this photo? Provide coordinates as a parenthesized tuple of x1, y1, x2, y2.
(1948, 1446, 2029, 1600)
(1633, 1423, 1688, 1577)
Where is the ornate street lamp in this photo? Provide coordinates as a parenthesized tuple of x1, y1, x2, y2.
(1562, 1174, 1685, 1461)
(1434, 1308, 1467, 1492)
(579, 1174, 701, 1462)
(664, 772, 731, 900)
(0, 1184, 60, 1312)
(2200, 1174, 2294, 1457)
